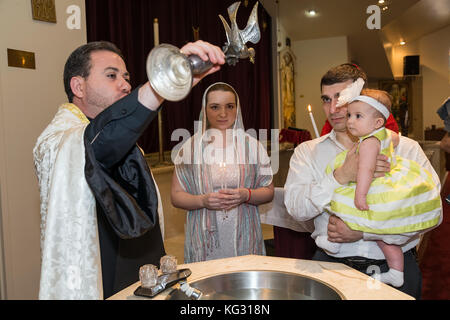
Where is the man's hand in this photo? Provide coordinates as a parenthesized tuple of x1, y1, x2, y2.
(180, 40, 225, 86)
(333, 144, 358, 185)
(139, 40, 225, 111)
(374, 154, 390, 178)
(334, 145, 391, 184)
(327, 215, 363, 243)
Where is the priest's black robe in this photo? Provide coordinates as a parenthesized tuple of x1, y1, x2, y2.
(84, 87, 166, 299)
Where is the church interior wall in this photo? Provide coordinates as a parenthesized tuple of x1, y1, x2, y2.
(291, 36, 349, 137)
(388, 25, 450, 131)
(0, 0, 447, 299)
(0, 0, 86, 299)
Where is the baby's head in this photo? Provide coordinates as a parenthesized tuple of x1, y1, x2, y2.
(346, 89, 392, 137)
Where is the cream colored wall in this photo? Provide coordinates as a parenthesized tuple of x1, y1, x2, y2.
(292, 36, 349, 136)
(421, 25, 450, 130)
(277, 22, 289, 53)
(151, 167, 187, 240)
(389, 25, 450, 131)
(0, 0, 86, 299)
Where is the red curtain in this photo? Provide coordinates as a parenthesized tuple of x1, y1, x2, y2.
(85, 0, 273, 153)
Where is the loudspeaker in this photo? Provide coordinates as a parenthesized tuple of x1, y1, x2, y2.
(403, 55, 420, 76)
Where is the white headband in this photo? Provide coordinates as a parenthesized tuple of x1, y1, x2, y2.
(350, 95, 390, 119)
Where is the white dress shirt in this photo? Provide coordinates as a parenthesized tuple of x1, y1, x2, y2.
(284, 129, 442, 259)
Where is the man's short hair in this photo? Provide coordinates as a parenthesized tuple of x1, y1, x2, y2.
(63, 41, 124, 103)
(320, 63, 368, 90)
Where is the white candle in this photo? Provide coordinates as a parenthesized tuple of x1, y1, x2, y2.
(308, 105, 320, 138)
(220, 162, 227, 190)
(153, 18, 159, 46)
(219, 162, 228, 217)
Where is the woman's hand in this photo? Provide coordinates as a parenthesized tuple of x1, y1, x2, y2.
(201, 192, 230, 210)
(218, 188, 250, 210)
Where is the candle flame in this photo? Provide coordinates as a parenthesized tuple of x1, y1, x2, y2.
(307, 105, 312, 112)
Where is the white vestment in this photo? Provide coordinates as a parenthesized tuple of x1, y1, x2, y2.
(33, 103, 164, 299)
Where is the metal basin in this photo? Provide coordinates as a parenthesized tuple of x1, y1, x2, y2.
(166, 270, 343, 300)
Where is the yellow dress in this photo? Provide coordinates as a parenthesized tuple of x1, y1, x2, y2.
(326, 128, 441, 234)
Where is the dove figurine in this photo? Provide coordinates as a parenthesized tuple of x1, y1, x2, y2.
(219, 1, 261, 66)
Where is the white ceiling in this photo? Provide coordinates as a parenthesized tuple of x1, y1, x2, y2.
(277, 0, 449, 80)
(381, 0, 450, 45)
(278, 0, 421, 41)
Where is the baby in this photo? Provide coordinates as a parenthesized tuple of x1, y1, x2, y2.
(317, 81, 441, 288)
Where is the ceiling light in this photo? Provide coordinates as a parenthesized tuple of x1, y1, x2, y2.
(400, 40, 406, 45)
(378, 0, 385, 4)
(305, 9, 317, 17)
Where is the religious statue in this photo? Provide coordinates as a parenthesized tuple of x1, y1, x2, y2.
(281, 50, 295, 128)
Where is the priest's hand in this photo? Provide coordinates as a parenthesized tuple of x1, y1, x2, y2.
(180, 40, 225, 87)
(138, 40, 224, 112)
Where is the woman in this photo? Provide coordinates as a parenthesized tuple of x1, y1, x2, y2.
(171, 82, 274, 263)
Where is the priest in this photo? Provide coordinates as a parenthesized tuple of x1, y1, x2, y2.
(33, 40, 224, 299)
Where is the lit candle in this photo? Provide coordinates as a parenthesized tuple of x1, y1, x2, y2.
(308, 105, 320, 138)
(220, 162, 227, 190)
(219, 162, 228, 217)
(153, 18, 159, 46)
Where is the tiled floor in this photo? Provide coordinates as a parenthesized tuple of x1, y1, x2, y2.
(164, 224, 274, 264)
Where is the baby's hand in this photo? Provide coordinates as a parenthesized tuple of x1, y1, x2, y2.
(355, 195, 369, 211)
